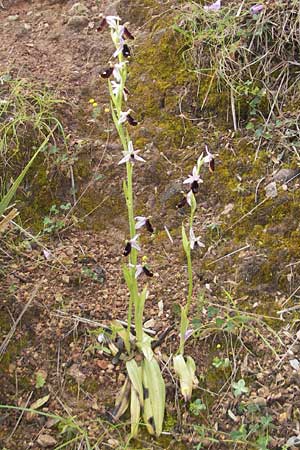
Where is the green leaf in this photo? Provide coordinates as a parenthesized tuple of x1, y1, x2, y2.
(126, 359, 143, 406)
(142, 358, 165, 437)
(189, 398, 206, 415)
(130, 382, 141, 438)
(0, 131, 52, 216)
(232, 379, 249, 397)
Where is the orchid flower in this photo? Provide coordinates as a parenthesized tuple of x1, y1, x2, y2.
(183, 166, 203, 194)
(111, 80, 128, 101)
(123, 234, 141, 256)
(129, 263, 153, 278)
(203, 145, 215, 172)
(129, 263, 144, 278)
(204, 0, 221, 11)
(118, 141, 145, 165)
(105, 15, 121, 29)
(135, 216, 154, 233)
(118, 110, 132, 124)
(189, 228, 205, 250)
(135, 216, 147, 229)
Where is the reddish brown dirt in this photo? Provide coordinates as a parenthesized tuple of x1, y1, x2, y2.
(0, 1, 299, 449)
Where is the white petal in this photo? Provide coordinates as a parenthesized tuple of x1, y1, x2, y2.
(106, 15, 121, 27)
(128, 141, 134, 153)
(134, 153, 146, 163)
(113, 46, 123, 58)
(135, 266, 144, 278)
(183, 176, 194, 184)
(118, 154, 130, 165)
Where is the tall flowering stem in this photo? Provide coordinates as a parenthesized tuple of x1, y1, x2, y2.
(179, 156, 205, 355)
(102, 17, 144, 352)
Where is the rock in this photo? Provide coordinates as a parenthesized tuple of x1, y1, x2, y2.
(160, 181, 182, 204)
(67, 15, 89, 30)
(273, 168, 300, 183)
(7, 15, 19, 22)
(24, 23, 32, 31)
(265, 181, 277, 198)
(37, 434, 57, 448)
(69, 3, 89, 16)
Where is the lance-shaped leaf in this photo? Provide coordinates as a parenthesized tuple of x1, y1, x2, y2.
(0, 132, 52, 217)
(142, 358, 165, 437)
(130, 383, 141, 437)
(173, 355, 198, 402)
(126, 359, 143, 406)
(140, 331, 153, 361)
(110, 377, 130, 421)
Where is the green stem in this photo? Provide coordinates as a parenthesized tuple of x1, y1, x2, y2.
(186, 249, 193, 312)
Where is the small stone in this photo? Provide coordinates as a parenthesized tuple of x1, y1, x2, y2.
(273, 168, 300, 183)
(7, 15, 19, 22)
(67, 15, 89, 30)
(24, 23, 32, 31)
(265, 181, 277, 198)
(37, 434, 57, 448)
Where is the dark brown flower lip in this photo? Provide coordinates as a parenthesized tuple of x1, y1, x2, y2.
(176, 197, 187, 209)
(97, 18, 107, 32)
(191, 180, 199, 194)
(123, 242, 131, 256)
(122, 44, 131, 58)
(123, 26, 134, 40)
(143, 266, 153, 277)
(145, 219, 154, 234)
(100, 67, 114, 79)
(127, 114, 138, 126)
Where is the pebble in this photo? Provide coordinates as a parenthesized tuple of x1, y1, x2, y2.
(37, 434, 57, 448)
(67, 15, 89, 30)
(7, 15, 19, 22)
(273, 168, 300, 183)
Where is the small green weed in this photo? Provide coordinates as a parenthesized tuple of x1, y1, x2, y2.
(43, 203, 71, 234)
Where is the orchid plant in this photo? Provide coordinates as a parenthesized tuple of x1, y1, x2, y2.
(174, 146, 214, 401)
(98, 15, 165, 438)
(99, 15, 215, 437)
